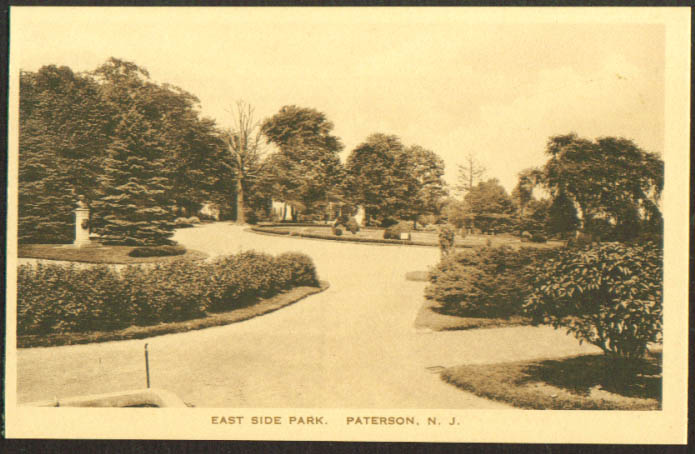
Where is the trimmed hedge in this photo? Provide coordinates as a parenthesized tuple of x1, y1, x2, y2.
(17, 251, 320, 336)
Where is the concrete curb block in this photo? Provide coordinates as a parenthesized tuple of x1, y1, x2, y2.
(24, 388, 188, 407)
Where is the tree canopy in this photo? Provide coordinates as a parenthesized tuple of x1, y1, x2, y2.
(18, 58, 230, 244)
(260, 105, 344, 217)
(19, 65, 112, 243)
(404, 145, 447, 224)
(542, 133, 663, 241)
(463, 178, 516, 233)
(344, 133, 417, 224)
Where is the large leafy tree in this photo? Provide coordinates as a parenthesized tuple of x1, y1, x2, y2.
(463, 178, 517, 233)
(542, 133, 663, 241)
(344, 133, 416, 224)
(260, 105, 344, 217)
(404, 145, 447, 226)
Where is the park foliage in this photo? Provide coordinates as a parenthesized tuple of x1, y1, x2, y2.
(524, 242, 662, 361)
(19, 59, 233, 245)
(425, 246, 556, 318)
(17, 251, 319, 335)
(425, 241, 663, 361)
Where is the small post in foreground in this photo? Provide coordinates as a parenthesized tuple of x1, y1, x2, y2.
(144, 343, 150, 388)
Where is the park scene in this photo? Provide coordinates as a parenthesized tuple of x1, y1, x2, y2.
(15, 15, 664, 411)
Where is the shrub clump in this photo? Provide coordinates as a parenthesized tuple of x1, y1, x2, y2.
(383, 221, 412, 240)
(438, 225, 455, 256)
(18, 264, 129, 334)
(275, 252, 320, 287)
(17, 251, 320, 336)
(345, 217, 360, 234)
(530, 232, 547, 243)
(425, 246, 555, 318)
(128, 245, 187, 257)
(331, 225, 343, 236)
(524, 242, 662, 361)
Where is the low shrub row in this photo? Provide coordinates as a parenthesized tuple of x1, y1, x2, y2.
(18, 251, 319, 336)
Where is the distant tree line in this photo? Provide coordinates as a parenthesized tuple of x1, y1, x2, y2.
(19, 58, 662, 246)
(18, 58, 448, 245)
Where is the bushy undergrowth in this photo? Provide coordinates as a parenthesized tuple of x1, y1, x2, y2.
(425, 246, 556, 318)
(18, 251, 320, 335)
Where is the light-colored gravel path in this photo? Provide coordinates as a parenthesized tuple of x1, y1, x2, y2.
(16, 223, 599, 408)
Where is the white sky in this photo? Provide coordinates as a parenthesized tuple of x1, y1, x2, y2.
(11, 7, 665, 193)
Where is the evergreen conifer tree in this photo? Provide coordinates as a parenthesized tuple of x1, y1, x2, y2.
(92, 108, 175, 245)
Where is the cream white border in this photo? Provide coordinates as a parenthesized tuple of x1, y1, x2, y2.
(4, 6, 690, 443)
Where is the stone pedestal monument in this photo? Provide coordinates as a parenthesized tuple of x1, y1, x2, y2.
(73, 199, 91, 247)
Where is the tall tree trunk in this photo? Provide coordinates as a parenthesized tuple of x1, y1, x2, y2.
(236, 178, 245, 224)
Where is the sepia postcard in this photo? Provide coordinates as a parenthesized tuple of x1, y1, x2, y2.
(4, 6, 690, 443)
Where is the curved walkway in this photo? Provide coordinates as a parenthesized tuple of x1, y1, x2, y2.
(16, 223, 599, 408)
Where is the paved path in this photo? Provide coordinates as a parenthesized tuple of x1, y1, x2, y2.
(17, 223, 599, 408)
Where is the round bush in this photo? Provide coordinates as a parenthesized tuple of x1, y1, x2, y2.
(383, 221, 412, 240)
(425, 246, 555, 318)
(346, 217, 360, 234)
(524, 242, 662, 360)
(332, 225, 343, 236)
(530, 233, 547, 243)
(275, 252, 319, 287)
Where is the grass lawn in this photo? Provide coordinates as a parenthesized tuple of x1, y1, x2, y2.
(18, 244, 208, 264)
(257, 224, 564, 249)
(414, 296, 529, 331)
(441, 352, 662, 410)
(18, 281, 329, 348)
